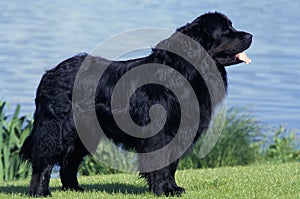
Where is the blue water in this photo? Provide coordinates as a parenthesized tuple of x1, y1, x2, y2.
(1, 1, 300, 139)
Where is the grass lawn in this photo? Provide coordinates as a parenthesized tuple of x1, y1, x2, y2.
(0, 163, 299, 199)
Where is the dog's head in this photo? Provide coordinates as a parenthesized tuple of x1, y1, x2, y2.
(178, 12, 252, 67)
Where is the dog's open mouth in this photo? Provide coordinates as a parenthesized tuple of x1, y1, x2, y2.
(236, 52, 251, 64)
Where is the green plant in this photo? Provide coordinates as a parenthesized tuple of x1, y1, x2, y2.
(179, 107, 262, 169)
(0, 101, 33, 181)
(263, 126, 300, 163)
(79, 140, 138, 175)
(79, 156, 119, 175)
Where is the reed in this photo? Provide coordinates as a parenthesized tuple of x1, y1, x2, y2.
(0, 101, 32, 181)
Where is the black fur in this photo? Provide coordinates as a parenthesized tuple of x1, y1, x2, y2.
(20, 12, 252, 197)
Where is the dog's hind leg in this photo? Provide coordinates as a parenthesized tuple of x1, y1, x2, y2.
(29, 164, 54, 197)
(27, 119, 61, 197)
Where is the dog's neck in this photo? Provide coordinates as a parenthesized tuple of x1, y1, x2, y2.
(150, 47, 228, 91)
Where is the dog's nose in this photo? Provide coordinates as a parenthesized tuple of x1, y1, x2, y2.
(245, 33, 253, 40)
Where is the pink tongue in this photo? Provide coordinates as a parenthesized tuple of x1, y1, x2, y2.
(236, 52, 251, 64)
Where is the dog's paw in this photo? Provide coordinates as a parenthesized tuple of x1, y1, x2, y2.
(30, 189, 51, 197)
(164, 186, 186, 197)
(172, 186, 186, 196)
(152, 183, 186, 197)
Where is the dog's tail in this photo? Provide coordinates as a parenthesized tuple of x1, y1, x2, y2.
(19, 130, 33, 163)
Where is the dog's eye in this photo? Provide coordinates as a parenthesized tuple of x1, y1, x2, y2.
(222, 30, 230, 35)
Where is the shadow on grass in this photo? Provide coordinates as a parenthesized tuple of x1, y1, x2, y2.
(82, 183, 147, 194)
(0, 185, 28, 195)
(0, 183, 147, 196)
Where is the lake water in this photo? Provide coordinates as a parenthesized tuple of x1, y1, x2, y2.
(1, 0, 299, 139)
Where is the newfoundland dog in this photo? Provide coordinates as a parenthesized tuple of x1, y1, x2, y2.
(20, 12, 252, 197)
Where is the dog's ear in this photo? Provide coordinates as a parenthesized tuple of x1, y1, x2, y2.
(177, 22, 214, 54)
(198, 27, 214, 53)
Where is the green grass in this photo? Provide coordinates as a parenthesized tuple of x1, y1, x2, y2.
(0, 163, 299, 199)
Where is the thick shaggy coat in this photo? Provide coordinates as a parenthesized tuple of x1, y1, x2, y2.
(20, 12, 252, 197)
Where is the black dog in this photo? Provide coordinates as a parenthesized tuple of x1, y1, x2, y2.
(20, 12, 252, 197)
